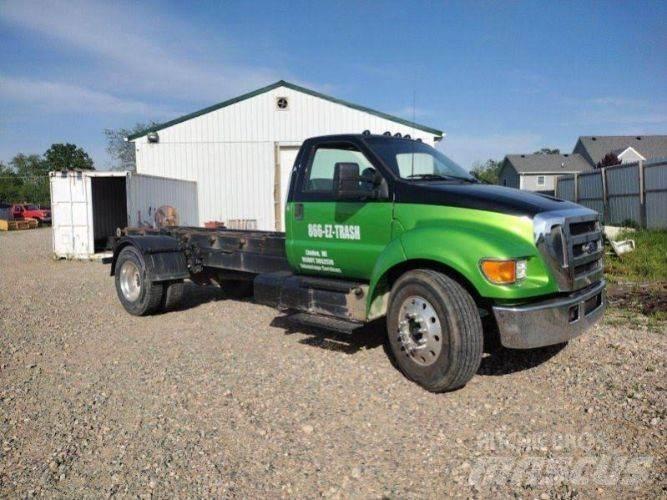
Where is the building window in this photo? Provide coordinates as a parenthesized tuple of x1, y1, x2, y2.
(503, 179, 507, 186)
(537, 175, 545, 186)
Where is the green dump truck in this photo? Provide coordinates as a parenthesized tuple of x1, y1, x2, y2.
(109, 133, 606, 392)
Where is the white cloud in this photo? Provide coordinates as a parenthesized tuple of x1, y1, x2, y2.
(0, 0, 282, 102)
(438, 132, 545, 169)
(0, 75, 177, 116)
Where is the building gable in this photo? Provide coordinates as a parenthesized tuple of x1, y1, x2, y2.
(128, 80, 443, 141)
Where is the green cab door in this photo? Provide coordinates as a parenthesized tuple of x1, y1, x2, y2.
(286, 141, 394, 281)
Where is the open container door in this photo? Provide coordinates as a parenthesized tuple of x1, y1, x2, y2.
(50, 171, 93, 258)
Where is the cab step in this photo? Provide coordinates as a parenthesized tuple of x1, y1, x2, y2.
(287, 312, 363, 335)
(254, 272, 368, 322)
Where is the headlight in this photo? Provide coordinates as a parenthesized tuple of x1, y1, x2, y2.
(480, 258, 527, 284)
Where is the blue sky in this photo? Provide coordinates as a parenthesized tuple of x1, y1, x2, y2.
(1, 0, 666, 169)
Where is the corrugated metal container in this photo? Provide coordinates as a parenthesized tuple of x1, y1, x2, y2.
(50, 171, 198, 259)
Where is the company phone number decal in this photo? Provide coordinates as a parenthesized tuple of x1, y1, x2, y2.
(307, 224, 361, 241)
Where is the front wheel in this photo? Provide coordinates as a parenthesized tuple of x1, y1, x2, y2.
(115, 246, 164, 316)
(387, 269, 483, 392)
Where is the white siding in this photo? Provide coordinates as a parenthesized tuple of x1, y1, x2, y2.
(618, 147, 645, 164)
(521, 174, 557, 192)
(134, 84, 439, 230)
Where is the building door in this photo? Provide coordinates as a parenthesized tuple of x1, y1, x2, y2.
(277, 146, 300, 231)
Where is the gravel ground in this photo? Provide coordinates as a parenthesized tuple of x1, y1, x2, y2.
(1, 228, 665, 498)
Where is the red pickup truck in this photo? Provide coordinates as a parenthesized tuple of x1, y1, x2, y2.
(11, 204, 51, 225)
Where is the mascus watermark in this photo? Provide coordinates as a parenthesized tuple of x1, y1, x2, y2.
(461, 433, 654, 488)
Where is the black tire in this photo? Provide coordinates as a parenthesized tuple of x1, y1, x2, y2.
(219, 279, 254, 299)
(387, 269, 483, 392)
(162, 280, 185, 311)
(114, 246, 164, 316)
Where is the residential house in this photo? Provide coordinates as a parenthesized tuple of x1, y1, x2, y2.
(498, 153, 592, 194)
(500, 135, 667, 194)
(573, 135, 667, 166)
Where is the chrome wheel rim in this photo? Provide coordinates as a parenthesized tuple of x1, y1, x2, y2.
(397, 295, 443, 366)
(119, 260, 141, 302)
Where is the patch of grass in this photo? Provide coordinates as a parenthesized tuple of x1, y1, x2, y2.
(604, 229, 667, 283)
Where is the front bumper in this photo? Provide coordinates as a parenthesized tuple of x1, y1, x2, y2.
(492, 280, 606, 349)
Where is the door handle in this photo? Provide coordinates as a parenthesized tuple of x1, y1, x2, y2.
(294, 203, 304, 220)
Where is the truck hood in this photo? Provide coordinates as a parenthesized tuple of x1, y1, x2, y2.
(394, 181, 581, 217)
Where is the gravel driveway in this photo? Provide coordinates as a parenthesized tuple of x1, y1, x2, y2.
(1, 229, 665, 497)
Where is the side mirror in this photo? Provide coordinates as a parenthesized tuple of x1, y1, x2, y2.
(333, 162, 362, 199)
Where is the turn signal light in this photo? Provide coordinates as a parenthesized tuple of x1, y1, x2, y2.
(480, 259, 526, 284)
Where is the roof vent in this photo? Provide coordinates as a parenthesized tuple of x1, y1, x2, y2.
(276, 96, 289, 111)
(636, 136, 642, 140)
(520, 154, 526, 158)
(591, 137, 597, 141)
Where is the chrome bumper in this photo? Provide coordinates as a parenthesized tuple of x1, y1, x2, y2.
(492, 280, 606, 349)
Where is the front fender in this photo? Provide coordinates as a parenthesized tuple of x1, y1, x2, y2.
(110, 235, 190, 282)
(366, 217, 559, 318)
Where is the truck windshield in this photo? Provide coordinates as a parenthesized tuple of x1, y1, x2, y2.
(364, 137, 476, 182)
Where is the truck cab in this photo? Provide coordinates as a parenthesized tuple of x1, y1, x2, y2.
(110, 133, 606, 392)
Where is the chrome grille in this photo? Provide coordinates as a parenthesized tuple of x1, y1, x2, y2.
(564, 216, 604, 289)
(534, 208, 605, 291)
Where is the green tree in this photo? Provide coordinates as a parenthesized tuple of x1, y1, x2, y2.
(470, 159, 502, 184)
(596, 152, 621, 169)
(9, 154, 50, 205)
(533, 148, 561, 155)
(104, 122, 157, 171)
(45, 143, 95, 171)
(0, 162, 24, 203)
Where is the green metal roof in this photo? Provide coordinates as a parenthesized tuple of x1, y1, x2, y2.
(127, 80, 443, 140)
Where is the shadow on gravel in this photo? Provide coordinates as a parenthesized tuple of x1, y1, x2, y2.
(477, 343, 567, 376)
(270, 315, 386, 355)
(168, 283, 239, 312)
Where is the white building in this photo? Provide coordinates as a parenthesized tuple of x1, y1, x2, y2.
(129, 80, 443, 230)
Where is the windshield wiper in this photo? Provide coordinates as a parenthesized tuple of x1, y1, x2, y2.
(406, 173, 479, 183)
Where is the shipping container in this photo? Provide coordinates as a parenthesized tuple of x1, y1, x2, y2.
(49, 171, 198, 259)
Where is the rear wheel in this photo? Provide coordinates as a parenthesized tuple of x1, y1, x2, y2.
(115, 246, 164, 316)
(387, 269, 483, 392)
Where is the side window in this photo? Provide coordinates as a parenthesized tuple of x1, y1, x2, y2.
(303, 146, 375, 193)
(537, 175, 545, 186)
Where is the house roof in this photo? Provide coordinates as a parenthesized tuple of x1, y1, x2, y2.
(573, 135, 667, 165)
(503, 153, 593, 174)
(127, 80, 443, 141)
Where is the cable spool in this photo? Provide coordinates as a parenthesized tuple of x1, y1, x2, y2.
(155, 205, 179, 228)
